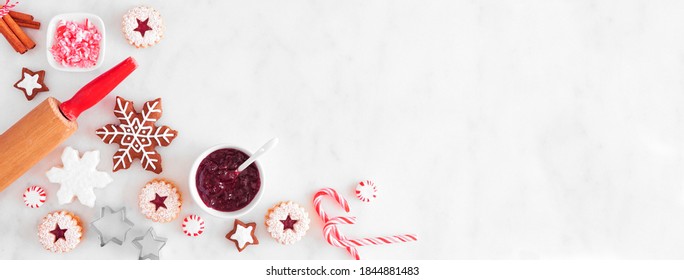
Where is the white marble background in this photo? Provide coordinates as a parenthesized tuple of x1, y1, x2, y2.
(1, 0, 683, 259)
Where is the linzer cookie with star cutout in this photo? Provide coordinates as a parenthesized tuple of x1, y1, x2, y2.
(37, 210, 83, 253)
(122, 6, 164, 48)
(138, 179, 182, 223)
(96, 96, 177, 174)
(13, 67, 48, 101)
(265, 201, 311, 245)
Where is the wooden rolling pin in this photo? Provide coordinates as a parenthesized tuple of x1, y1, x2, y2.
(0, 57, 138, 192)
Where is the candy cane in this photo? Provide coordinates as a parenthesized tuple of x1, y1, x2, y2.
(0, 1, 18, 18)
(314, 188, 360, 259)
(314, 187, 417, 260)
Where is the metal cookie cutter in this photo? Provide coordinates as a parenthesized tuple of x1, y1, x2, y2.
(91, 206, 134, 246)
(132, 227, 167, 260)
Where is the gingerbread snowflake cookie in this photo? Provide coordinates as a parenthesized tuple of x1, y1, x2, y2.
(38, 210, 83, 253)
(139, 179, 182, 223)
(13, 68, 49, 101)
(265, 201, 310, 245)
(96, 96, 178, 174)
(46, 147, 113, 207)
(122, 6, 164, 48)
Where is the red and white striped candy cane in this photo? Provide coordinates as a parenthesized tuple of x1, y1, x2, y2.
(314, 188, 360, 259)
(0, 1, 18, 17)
(314, 188, 417, 260)
(323, 216, 418, 247)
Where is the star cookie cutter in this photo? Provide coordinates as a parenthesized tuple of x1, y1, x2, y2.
(132, 227, 167, 260)
(91, 206, 134, 247)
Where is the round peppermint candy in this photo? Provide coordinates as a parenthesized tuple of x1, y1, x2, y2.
(355, 180, 378, 202)
(182, 214, 205, 237)
(24, 186, 46, 208)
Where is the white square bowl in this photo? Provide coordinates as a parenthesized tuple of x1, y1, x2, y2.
(46, 13, 106, 72)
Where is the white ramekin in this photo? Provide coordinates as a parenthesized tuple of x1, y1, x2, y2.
(188, 144, 264, 219)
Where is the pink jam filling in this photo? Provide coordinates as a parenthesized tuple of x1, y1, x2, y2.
(50, 19, 102, 68)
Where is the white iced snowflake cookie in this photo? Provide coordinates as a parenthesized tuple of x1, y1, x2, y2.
(265, 201, 310, 245)
(38, 210, 83, 253)
(46, 147, 113, 207)
(122, 6, 164, 48)
(139, 179, 182, 223)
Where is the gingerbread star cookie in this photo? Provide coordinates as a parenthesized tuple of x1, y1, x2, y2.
(226, 219, 258, 252)
(96, 96, 178, 174)
(13, 68, 49, 101)
(46, 147, 113, 207)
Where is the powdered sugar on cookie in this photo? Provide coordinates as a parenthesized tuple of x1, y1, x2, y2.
(138, 179, 181, 223)
(122, 6, 164, 48)
(38, 211, 83, 253)
(265, 201, 310, 245)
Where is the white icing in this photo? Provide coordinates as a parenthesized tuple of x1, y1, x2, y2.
(45, 147, 113, 207)
(95, 97, 177, 173)
(266, 201, 311, 245)
(122, 6, 164, 48)
(230, 224, 254, 249)
(16, 72, 42, 97)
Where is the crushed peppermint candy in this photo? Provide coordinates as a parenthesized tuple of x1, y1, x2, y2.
(50, 19, 102, 68)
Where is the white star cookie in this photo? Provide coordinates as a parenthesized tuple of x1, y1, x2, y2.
(46, 146, 113, 207)
(231, 225, 254, 248)
(13, 68, 49, 101)
(226, 219, 259, 252)
(17, 72, 42, 96)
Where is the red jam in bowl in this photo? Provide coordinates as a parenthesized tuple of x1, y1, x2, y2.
(195, 148, 261, 212)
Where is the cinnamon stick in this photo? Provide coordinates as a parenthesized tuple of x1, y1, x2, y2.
(8, 11, 32, 22)
(13, 16, 41, 29)
(0, 17, 26, 54)
(16, 20, 40, 29)
(2, 15, 34, 49)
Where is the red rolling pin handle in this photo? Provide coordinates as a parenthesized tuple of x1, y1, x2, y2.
(59, 57, 138, 121)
